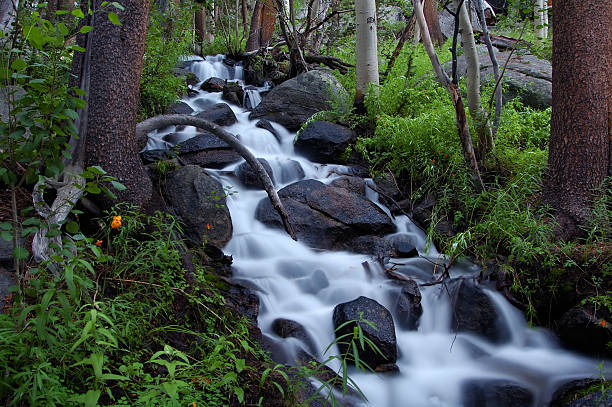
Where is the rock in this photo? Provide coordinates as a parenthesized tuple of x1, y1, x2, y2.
(172, 68, 199, 87)
(341, 236, 394, 260)
(278, 160, 305, 184)
(329, 176, 366, 196)
(0, 238, 19, 270)
(249, 70, 349, 131)
(557, 305, 612, 358)
(165, 101, 194, 115)
(451, 280, 509, 343)
(140, 149, 177, 164)
(256, 119, 281, 142)
(295, 269, 329, 294)
(192, 97, 216, 111)
(222, 81, 244, 107)
(549, 378, 609, 407)
(236, 158, 275, 189)
(162, 165, 232, 247)
(393, 279, 423, 330)
(333, 296, 398, 369)
(255, 179, 395, 252)
(443, 47, 552, 110)
(373, 173, 405, 208)
(177, 131, 242, 169)
(388, 234, 419, 258)
(271, 318, 317, 354)
(224, 279, 260, 324)
(0, 271, 14, 313)
(200, 77, 225, 92)
(194, 103, 237, 127)
(295, 121, 356, 164)
(462, 379, 534, 407)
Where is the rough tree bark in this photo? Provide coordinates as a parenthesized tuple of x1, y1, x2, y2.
(355, 0, 379, 104)
(241, 0, 249, 37)
(246, 0, 263, 51)
(424, 0, 444, 46)
(84, 0, 152, 207)
(543, 0, 612, 239)
(195, 5, 207, 44)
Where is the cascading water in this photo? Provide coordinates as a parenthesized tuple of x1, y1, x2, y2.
(148, 56, 609, 406)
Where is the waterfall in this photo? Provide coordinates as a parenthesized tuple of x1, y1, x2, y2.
(146, 57, 608, 407)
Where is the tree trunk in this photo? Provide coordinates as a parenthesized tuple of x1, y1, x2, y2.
(195, 5, 207, 44)
(242, 0, 249, 37)
(544, 0, 611, 239)
(355, 0, 379, 103)
(0, 0, 17, 33)
(534, 0, 547, 39)
(424, 0, 444, 46)
(259, 0, 277, 46)
(84, 0, 152, 207)
(246, 0, 263, 51)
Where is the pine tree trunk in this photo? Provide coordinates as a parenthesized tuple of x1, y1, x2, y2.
(84, 0, 152, 207)
(355, 0, 379, 102)
(544, 0, 611, 239)
(242, 0, 249, 37)
(246, 0, 263, 51)
(424, 0, 444, 46)
(259, 0, 277, 47)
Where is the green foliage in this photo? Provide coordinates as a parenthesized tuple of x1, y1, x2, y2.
(139, 1, 193, 119)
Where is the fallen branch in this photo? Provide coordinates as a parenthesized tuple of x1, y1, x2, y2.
(136, 114, 297, 241)
(303, 54, 354, 74)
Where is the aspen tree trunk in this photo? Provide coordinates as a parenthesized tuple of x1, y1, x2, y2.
(456, 0, 492, 160)
(355, 0, 379, 103)
(534, 0, 547, 39)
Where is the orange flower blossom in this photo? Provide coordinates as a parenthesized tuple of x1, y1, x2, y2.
(95, 240, 103, 247)
(111, 216, 122, 229)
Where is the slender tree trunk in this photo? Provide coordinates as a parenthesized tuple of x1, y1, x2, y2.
(456, 0, 492, 161)
(424, 0, 444, 46)
(84, 0, 152, 207)
(242, 0, 249, 37)
(534, 0, 547, 39)
(195, 5, 206, 44)
(246, 0, 263, 51)
(355, 0, 379, 103)
(544, 0, 611, 239)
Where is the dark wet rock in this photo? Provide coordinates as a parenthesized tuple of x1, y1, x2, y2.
(255, 179, 395, 252)
(295, 121, 356, 164)
(374, 363, 400, 374)
(333, 296, 398, 369)
(192, 97, 215, 111)
(557, 305, 612, 358)
(140, 149, 177, 164)
(271, 318, 317, 354)
(329, 176, 366, 196)
(0, 271, 14, 313)
(200, 77, 225, 92)
(224, 279, 259, 323)
(549, 378, 607, 407)
(295, 269, 329, 295)
(165, 101, 194, 115)
(373, 173, 404, 204)
(222, 81, 244, 107)
(172, 68, 199, 87)
(389, 235, 419, 258)
(411, 194, 457, 237)
(341, 236, 394, 260)
(278, 160, 305, 184)
(443, 47, 552, 110)
(236, 158, 275, 190)
(0, 238, 21, 271)
(249, 70, 349, 131)
(256, 119, 281, 142)
(451, 280, 509, 343)
(462, 379, 534, 407)
(194, 103, 237, 127)
(393, 279, 423, 330)
(176, 131, 241, 169)
(162, 165, 232, 247)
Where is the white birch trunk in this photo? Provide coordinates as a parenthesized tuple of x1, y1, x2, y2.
(456, 0, 481, 119)
(534, 0, 548, 39)
(355, 0, 379, 100)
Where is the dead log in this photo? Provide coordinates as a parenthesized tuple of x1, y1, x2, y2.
(303, 54, 354, 74)
(136, 114, 298, 241)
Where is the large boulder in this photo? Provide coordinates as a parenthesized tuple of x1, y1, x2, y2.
(162, 165, 233, 247)
(451, 280, 509, 343)
(392, 279, 423, 330)
(557, 305, 612, 358)
(0, 271, 14, 313)
(550, 378, 612, 407)
(165, 101, 194, 115)
(176, 131, 242, 169)
(271, 318, 317, 355)
(333, 296, 398, 370)
(462, 379, 534, 407)
(295, 121, 356, 164)
(255, 179, 395, 252)
(200, 77, 225, 92)
(443, 47, 552, 110)
(235, 158, 275, 189)
(194, 103, 237, 127)
(222, 81, 244, 107)
(249, 70, 349, 131)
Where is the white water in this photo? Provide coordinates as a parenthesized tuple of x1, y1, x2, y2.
(149, 56, 609, 406)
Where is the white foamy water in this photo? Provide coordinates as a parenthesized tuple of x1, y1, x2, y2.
(147, 56, 610, 406)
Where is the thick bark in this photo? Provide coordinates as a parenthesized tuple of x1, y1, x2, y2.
(423, 0, 444, 46)
(544, 0, 611, 239)
(241, 0, 249, 36)
(0, 0, 17, 33)
(355, 0, 379, 102)
(259, 0, 277, 46)
(84, 0, 152, 207)
(246, 0, 263, 51)
(136, 115, 298, 241)
(195, 5, 207, 44)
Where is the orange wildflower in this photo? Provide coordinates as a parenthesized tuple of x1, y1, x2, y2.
(206, 224, 211, 230)
(95, 240, 103, 247)
(600, 320, 608, 328)
(111, 216, 122, 229)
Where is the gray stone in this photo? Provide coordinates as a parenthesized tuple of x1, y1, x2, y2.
(0, 271, 14, 313)
(462, 379, 534, 407)
(393, 279, 423, 330)
(162, 165, 232, 247)
(194, 103, 237, 127)
(295, 121, 356, 164)
(249, 70, 349, 131)
(165, 101, 194, 115)
(236, 158, 275, 190)
(200, 77, 225, 92)
(177, 131, 242, 169)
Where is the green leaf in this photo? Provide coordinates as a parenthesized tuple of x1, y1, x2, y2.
(0, 222, 12, 230)
(107, 11, 121, 26)
(63, 108, 79, 120)
(234, 358, 245, 373)
(10, 58, 27, 71)
(111, 2, 125, 10)
(234, 387, 244, 403)
(86, 184, 101, 194)
(83, 389, 100, 407)
(110, 180, 126, 191)
(66, 220, 79, 234)
(13, 247, 29, 260)
(71, 8, 85, 18)
(88, 165, 106, 175)
(79, 25, 93, 34)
